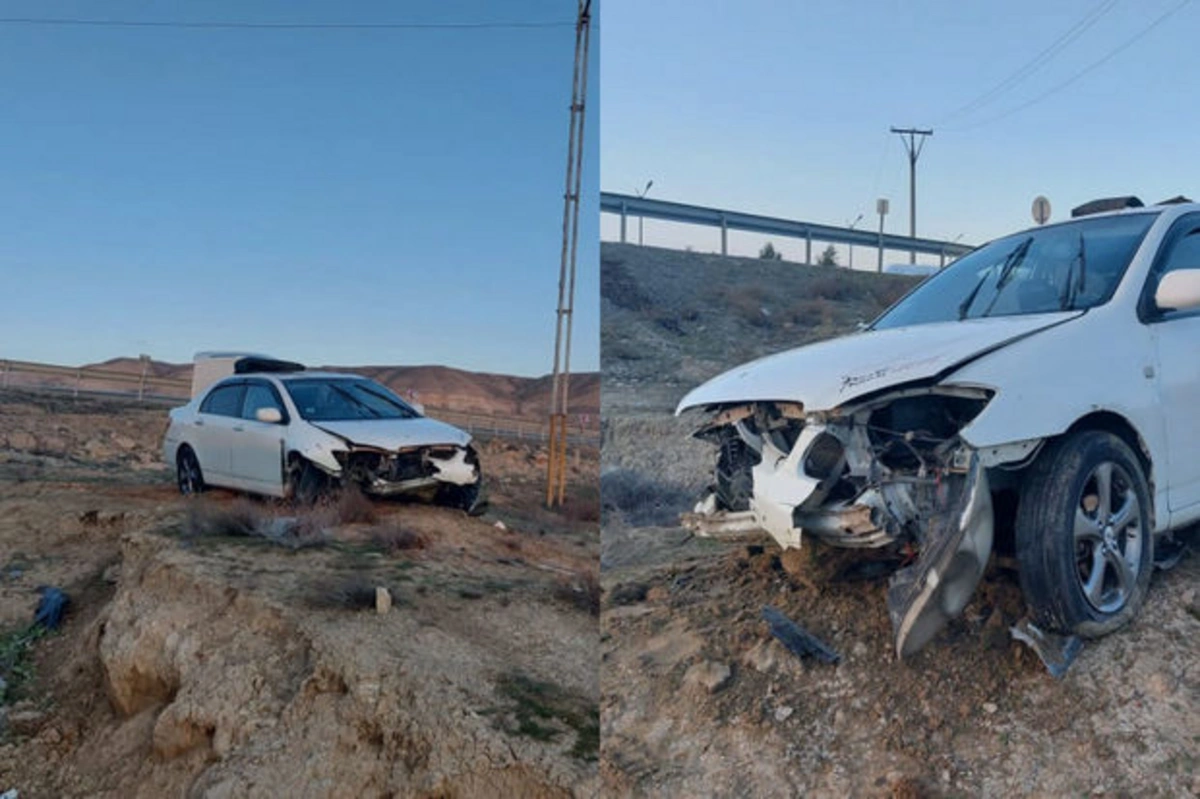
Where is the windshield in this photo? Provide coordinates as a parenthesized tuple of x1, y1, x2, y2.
(282, 377, 421, 422)
(873, 213, 1156, 330)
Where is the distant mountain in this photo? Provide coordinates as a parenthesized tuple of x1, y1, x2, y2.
(80, 357, 599, 420)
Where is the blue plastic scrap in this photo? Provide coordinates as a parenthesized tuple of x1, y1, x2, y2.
(761, 605, 841, 664)
(34, 586, 68, 630)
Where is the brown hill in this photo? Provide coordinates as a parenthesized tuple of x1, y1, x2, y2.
(78, 357, 599, 420)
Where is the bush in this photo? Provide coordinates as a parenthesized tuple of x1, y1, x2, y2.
(335, 487, 378, 525)
(601, 469, 694, 527)
(553, 571, 601, 616)
(308, 577, 385, 611)
(366, 523, 428, 553)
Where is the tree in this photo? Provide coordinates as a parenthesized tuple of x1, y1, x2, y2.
(758, 242, 783, 260)
(817, 244, 839, 266)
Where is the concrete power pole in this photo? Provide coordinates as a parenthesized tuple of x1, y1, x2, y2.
(546, 0, 591, 508)
(890, 127, 932, 265)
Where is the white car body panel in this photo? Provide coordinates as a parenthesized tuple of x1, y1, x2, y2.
(313, 417, 470, 450)
(675, 312, 1082, 414)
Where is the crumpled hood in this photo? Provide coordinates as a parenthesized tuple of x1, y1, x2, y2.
(313, 417, 471, 450)
(677, 311, 1082, 414)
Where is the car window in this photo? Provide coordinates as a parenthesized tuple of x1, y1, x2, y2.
(873, 213, 1157, 330)
(242, 383, 285, 421)
(283, 378, 419, 421)
(199, 384, 245, 417)
(1139, 213, 1200, 321)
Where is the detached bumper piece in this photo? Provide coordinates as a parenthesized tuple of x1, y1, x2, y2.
(886, 454, 994, 659)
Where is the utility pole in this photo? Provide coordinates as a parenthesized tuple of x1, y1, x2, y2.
(890, 127, 932, 264)
(546, 0, 591, 508)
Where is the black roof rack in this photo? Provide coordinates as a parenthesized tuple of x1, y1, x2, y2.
(233, 356, 306, 374)
(1156, 195, 1193, 205)
(1071, 196, 1144, 218)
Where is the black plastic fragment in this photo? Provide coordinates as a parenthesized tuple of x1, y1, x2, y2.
(1010, 618, 1082, 679)
(34, 586, 68, 630)
(761, 605, 840, 664)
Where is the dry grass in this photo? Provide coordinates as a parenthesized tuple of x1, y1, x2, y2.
(181, 498, 331, 550)
(307, 576, 385, 611)
(553, 571, 601, 616)
(365, 523, 428, 554)
(335, 487, 378, 525)
(600, 468, 694, 527)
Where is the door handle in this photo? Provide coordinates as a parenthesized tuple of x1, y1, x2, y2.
(233, 425, 244, 432)
(194, 419, 205, 426)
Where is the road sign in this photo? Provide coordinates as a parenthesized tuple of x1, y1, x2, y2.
(1032, 195, 1051, 225)
(876, 198, 890, 216)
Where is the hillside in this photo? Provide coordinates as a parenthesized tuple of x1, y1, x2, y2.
(600, 242, 921, 412)
(77, 357, 600, 420)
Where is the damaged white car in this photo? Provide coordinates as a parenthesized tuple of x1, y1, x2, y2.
(678, 196, 1195, 659)
(163, 355, 482, 511)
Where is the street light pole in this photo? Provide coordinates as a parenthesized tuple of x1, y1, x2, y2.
(846, 213, 863, 269)
(636, 179, 653, 245)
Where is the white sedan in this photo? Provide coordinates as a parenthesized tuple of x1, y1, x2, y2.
(163, 369, 482, 510)
(679, 196, 1195, 658)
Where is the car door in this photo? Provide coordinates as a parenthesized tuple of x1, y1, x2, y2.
(194, 382, 245, 483)
(232, 380, 289, 496)
(1142, 213, 1200, 514)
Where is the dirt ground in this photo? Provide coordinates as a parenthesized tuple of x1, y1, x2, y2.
(599, 243, 1200, 797)
(0, 390, 600, 798)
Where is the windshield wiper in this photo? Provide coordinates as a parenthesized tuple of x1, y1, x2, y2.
(329, 383, 382, 418)
(959, 236, 1032, 320)
(1059, 231, 1087, 310)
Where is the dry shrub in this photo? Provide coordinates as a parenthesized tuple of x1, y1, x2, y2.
(366, 523, 428, 554)
(554, 571, 601, 616)
(183, 499, 263, 539)
(717, 285, 772, 328)
(806, 273, 856, 302)
(335, 487, 378, 524)
(308, 576, 382, 611)
(601, 469, 693, 527)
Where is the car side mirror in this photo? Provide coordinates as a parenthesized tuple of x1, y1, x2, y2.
(1155, 268, 1200, 314)
(255, 407, 283, 424)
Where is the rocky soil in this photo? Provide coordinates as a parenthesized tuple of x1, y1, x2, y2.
(0, 390, 600, 798)
(599, 242, 1200, 797)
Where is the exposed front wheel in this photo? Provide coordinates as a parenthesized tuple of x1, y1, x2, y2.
(287, 457, 329, 506)
(177, 447, 205, 496)
(1015, 430, 1154, 638)
(714, 432, 755, 512)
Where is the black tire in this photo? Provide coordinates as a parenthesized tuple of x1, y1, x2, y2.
(177, 446, 205, 496)
(1015, 430, 1154, 638)
(287, 458, 329, 506)
(714, 432, 755, 511)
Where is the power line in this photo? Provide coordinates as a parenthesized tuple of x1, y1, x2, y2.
(941, 0, 1117, 124)
(0, 17, 574, 31)
(947, 0, 1192, 131)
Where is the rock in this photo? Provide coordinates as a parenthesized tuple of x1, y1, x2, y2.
(1146, 672, 1173, 700)
(773, 705, 794, 722)
(375, 587, 392, 615)
(493, 521, 507, 531)
(779, 548, 807, 577)
(741, 640, 780, 673)
(8, 431, 36, 451)
(683, 660, 732, 694)
(8, 709, 46, 736)
(851, 641, 869, 659)
(982, 702, 998, 715)
(646, 585, 669, 603)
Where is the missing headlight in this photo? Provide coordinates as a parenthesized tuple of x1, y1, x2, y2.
(803, 432, 845, 480)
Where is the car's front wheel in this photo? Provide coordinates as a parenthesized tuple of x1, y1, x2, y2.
(177, 446, 205, 497)
(1015, 430, 1154, 638)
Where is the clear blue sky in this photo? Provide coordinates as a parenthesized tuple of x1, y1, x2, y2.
(0, 0, 597, 377)
(601, 0, 1195, 264)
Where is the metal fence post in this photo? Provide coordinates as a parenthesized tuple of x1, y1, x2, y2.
(805, 229, 812, 265)
(620, 200, 627, 243)
(720, 214, 728, 255)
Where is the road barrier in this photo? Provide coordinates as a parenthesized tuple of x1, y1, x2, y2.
(0, 358, 599, 448)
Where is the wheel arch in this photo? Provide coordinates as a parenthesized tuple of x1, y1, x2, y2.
(1063, 410, 1156, 528)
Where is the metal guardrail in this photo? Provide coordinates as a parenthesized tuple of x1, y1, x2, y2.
(600, 192, 975, 266)
(0, 359, 600, 448)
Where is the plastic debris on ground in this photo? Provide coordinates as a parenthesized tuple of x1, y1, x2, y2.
(1010, 618, 1082, 679)
(761, 605, 840, 664)
(33, 586, 68, 630)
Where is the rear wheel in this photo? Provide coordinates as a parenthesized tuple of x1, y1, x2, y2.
(1015, 430, 1153, 638)
(177, 447, 205, 496)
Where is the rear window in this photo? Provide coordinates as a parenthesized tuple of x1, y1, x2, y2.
(200, 383, 245, 417)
